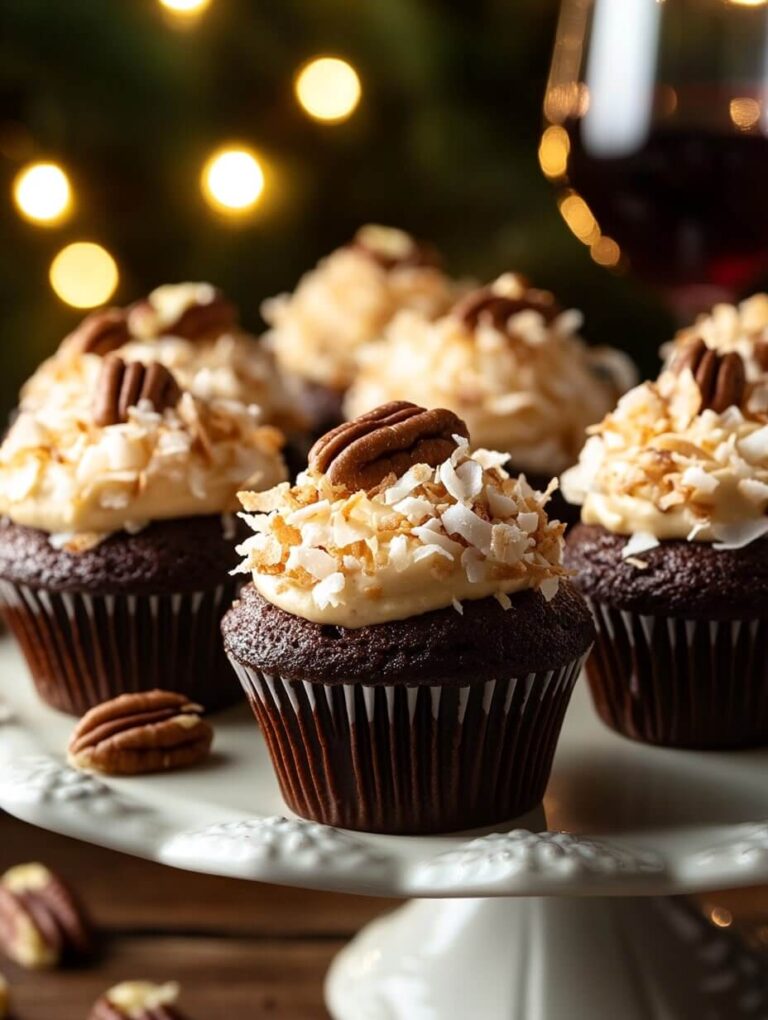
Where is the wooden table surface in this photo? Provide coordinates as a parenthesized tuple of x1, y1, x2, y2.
(1, 812, 767, 1019)
(0, 813, 400, 1019)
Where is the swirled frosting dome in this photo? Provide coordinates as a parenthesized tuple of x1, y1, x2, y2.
(561, 355, 768, 549)
(22, 283, 302, 433)
(234, 435, 566, 628)
(0, 351, 287, 546)
(665, 294, 768, 381)
(344, 274, 636, 475)
(261, 225, 460, 391)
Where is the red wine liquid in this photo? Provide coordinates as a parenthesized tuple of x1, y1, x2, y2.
(565, 123, 768, 292)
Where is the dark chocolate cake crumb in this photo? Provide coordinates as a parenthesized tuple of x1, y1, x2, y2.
(0, 515, 244, 595)
(566, 522, 768, 619)
(222, 581, 594, 686)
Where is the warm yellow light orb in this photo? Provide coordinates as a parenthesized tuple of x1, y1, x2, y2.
(730, 96, 761, 129)
(295, 57, 362, 123)
(727, 0, 767, 7)
(201, 147, 265, 214)
(158, 0, 211, 14)
(590, 236, 622, 268)
(538, 125, 570, 179)
(13, 162, 72, 225)
(49, 242, 119, 308)
(558, 192, 600, 245)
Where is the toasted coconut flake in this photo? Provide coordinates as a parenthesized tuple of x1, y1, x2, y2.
(712, 518, 768, 550)
(441, 503, 493, 554)
(313, 571, 346, 608)
(622, 532, 660, 559)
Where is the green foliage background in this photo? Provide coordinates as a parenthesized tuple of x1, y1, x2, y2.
(0, 0, 672, 416)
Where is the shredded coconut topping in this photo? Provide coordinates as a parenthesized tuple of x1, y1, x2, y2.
(664, 294, 768, 384)
(236, 436, 566, 627)
(344, 277, 636, 475)
(0, 358, 287, 545)
(562, 361, 768, 549)
(22, 283, 303, 434)
(261, 235, 461, 390)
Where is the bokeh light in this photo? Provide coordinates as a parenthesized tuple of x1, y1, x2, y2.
(538, 125, 570, 179)
(558, 191, 600, 245)
(708, 906, 733, 928)
(294, 57, 362, 123)
(590, 235, 622, 268)
(727, 0, 767, 7)
(13, 162, 72, 225)
(201, 147, 266, 215)
(729, 96, 761, 129)
(49, 242, 119, 308)
(158, 0, 212, 15)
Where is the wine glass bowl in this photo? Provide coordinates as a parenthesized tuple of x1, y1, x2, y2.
(544, 0, 768, 312)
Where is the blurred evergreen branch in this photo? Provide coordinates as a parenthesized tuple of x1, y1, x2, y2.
(0, 0, 671, 416)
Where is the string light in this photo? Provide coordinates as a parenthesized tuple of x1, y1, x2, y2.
(49, 242, 118, 308)
(158, 0, 211, 15)
(13, 162, 72, 226)
(294, 57, 362, 123)
(201, 147, 265, 215)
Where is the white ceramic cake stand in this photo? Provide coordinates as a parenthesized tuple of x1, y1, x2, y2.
(1, 639, 767, 1018)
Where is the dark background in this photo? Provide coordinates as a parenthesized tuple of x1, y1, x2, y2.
(0, 0, 673, 417)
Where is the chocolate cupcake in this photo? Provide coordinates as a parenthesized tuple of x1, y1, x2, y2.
(344, 273, 636, 525)
(563, 336, 768, 748)
(223, 402, 594, 834)
(0, 342, 286, 716)
(261, 225, 461, 434)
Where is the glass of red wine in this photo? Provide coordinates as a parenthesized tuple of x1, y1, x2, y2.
(544, 0, 768, 318)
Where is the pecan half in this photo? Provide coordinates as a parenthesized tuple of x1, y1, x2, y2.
(68, 690, 213, 776)
(128, 288, 237, 341)
(93, 355, 182, 427)
(673, 338, 747, 413)
(0, 863, 92, 969)
(89, 981, 186, 1020)
(452, 277, 560, 330)
(350, 224, 440, 270)
(65, 308, 130, 356)
(309, 401, 469, 491)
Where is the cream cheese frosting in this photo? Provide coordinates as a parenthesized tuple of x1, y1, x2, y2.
(0, 352, 287, 546)
(22, 283, 303, 434)
(344, 274, 636, 476)
(561, 361, 768, 549)
(261, 226, 460, 391)
(235, 436, 567, 627)
(665, 294, 768, 382)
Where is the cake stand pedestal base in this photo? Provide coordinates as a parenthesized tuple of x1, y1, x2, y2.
(326, 895, 765, 1019)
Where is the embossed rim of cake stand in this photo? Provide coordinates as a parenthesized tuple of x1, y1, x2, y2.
(0, 637, 767, 899)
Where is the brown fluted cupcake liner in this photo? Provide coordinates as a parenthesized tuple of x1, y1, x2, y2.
(228, 655, 587, 835)
(0, 579, 243, 716)
(585, 598, 768, 749)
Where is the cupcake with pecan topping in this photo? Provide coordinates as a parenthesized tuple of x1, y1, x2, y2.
(563, 340, 768, 748)
(0, 339, 286, 716)
(664, 293, 768, 384)
(22, 282, 306, 441)
(222, 401, 594, 834)
(261, 226, 461, 433)
(344, 273, 636, 523)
